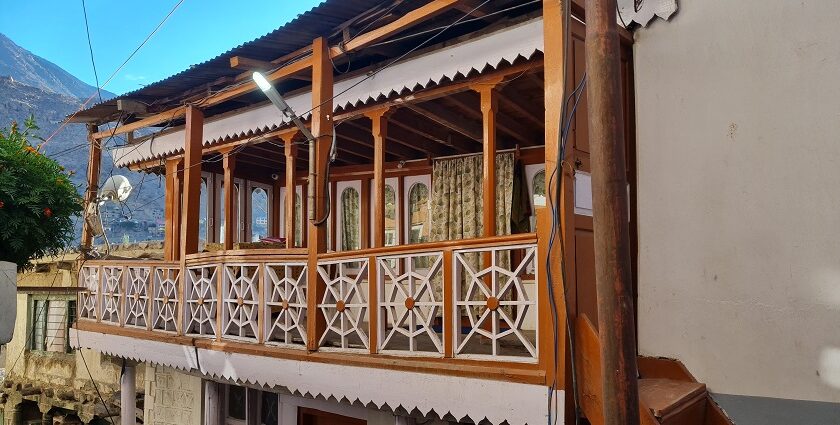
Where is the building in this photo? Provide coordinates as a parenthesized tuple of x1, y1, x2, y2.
(60, 0, 840, 424)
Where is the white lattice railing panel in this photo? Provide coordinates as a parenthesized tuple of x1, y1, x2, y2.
(264, 263, 307, 346)
(153, 267, 180, 332)
(222, 264, 260, 341)
(317, 259, 369, 350)
(185, 265, 219, 337)
(125, 266, 151, 328)
(454, 244, 538, 360)
(377, 252, 444, 354)
(100, 266, 124, 325)
(79, 265, 100, 320)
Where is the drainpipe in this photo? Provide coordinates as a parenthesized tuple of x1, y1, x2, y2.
(585, 0, 640, 424)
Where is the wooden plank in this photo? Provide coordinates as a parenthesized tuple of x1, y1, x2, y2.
(476, 84, 498, 238)
(406, 103, 482, 141)
(576, 316, 604, 425)
(442, 249, 454, 358)
(81, 124, 101, 249)
(230, 56, 273, 71)
(329, 0, 459, 58)
(306, 37, 333, 351)
(271, 179, 282, 237)
(368, 108, 391, 248)
(368, 254, 378, 355)
(163, 159, 178, 261)
(180, 106, 204, 257)
(283, 134, 298, 249)
(361, 177, 371, 249)
(222, 150, 237, 250)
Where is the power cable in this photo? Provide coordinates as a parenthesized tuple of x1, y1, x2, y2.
(81, 0, 102, 103)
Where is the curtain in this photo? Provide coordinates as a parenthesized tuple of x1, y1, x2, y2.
(340, 188, 360, 251)
(430, 152, 515, 303)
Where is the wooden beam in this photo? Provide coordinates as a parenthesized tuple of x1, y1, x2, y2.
(180, 106, 204, 257)
(230, 56, 273, 71)
(392, 109, 476, 153)
(222, 149, 237, 250)
(283, 134, 298, 249)
(340, 119, 424, 159)
(163, 159, 180, 261)
(81, 124, 101, 250)
(406, 103, 482, 141)
(447, 93, 539, 147)
(476, 84, 498, 240)
(502, 93, 545, 129)
(307, 37, 333, 351)
(368, 108, 392, 248)
(116, 99, 148, 115)
(361, 177, 371, 249)
(329, 0, 459, 58)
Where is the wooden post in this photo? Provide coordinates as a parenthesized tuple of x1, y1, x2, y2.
(222, 149, 237, 250)
(283, 133, 298, 248)
(271, 179, 282, 238)
(586, 0, 640, 423)
(306, 37, 333, 351)
(81, 124, 101, 250)
(368, 108, 391, 248)
(180, 105, 204, 257)
(163, 159, 178, 261)
(542, 0, 573, 422)
(361, 178, 371, 249)
(474, 82, 501, 238)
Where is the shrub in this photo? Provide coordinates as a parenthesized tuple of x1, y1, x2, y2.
(0, 117, 83, 269)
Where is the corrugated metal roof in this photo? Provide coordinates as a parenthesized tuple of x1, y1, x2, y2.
(73, 0, 398, 121)
(110, 17, 544, 168)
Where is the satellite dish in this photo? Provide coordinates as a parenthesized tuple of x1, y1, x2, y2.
(99, 175, 133, 204)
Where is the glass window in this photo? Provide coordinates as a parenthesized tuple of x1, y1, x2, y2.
(340, 188, 360, 251)
(30, 299, 74, 353)
(226, 386, 246, 421)
(294, 192, 302, 247)
(408, 183, 430, 244)
(31, 299, 47, 351)
(199, 179, 208, 243)
(260, 392, 278, 425)
(251, 187, 268, 242)
(384, 185, 397, 246)
(533, 170, 546, 207)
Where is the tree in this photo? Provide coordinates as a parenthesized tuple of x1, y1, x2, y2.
(0, 117, 83, 269)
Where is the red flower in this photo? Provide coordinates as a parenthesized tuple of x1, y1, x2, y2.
(0, 200, 4, 208)
(43, 208, 52, 218)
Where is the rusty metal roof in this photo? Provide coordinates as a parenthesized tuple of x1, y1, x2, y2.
(71, 0, 401, 123)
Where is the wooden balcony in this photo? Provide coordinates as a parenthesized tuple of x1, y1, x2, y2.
(74, 233, 548, 385)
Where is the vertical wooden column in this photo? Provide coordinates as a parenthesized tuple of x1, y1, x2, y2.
(271, 179, 282, 238)
(81, 124, 101, 250)
(163, 159, 178, 261)
(542, 0, 572, 423)
(222, 148, 237, 250)
(283, 133, 298, 249)
(368, 108, 391, 248)
(180, 105, 204, 257)
(361, 178, 371, 249)
(306, 37, 334, 351)
(473, 82, 501, 238)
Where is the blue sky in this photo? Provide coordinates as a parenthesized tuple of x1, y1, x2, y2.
(1, 0, 323, 95)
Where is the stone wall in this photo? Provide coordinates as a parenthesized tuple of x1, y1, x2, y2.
(143, 366, 201, 425)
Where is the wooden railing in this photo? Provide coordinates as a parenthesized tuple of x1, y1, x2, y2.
(77, 234, 540, 364)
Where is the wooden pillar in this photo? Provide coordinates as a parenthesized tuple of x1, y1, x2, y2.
(283, 134, 298, 249)
(542, 0, 573, 423)
(80, 124, 101, 250)
(473, 82, 501, 238)
(163, 159, 180, 261)
(368, 108, 391, 248)
(180, 105, 204, 257)
(271, 179, 282, 238)
(361, 178, 371, 249)
(222, 149, 237, 250)
(306, 37, 333, 351)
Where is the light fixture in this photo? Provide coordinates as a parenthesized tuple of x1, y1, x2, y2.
(252, 71, 314, 141)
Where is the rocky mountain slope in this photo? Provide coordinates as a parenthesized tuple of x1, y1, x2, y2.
(0, 34, 163, 244)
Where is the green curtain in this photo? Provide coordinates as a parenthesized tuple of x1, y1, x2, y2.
(341, 188, 360, 251)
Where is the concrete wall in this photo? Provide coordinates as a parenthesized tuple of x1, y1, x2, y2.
(634, 0, 840, 410)
(144, 366, 202, 425)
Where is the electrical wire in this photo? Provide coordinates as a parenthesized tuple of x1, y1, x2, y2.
(81, 0, 102, 103)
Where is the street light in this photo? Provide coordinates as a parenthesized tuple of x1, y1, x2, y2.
(252, 72, 314, 141)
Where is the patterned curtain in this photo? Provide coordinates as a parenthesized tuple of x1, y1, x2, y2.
(430, 152, 514, 241)
(340, 188, 360, 251)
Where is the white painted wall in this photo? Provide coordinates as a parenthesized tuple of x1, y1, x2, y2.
(634, 1, 840, 403)
(0, 262, 16, 344)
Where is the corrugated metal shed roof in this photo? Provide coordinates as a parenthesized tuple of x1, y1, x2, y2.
(72, 0, 399, 122)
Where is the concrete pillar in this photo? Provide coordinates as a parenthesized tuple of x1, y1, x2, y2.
(121, 365, 136, 425)
(203, 381, 221, 425)
(40, 410, 52, 425)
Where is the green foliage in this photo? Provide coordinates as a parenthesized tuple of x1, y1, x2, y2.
(0, 117, 83, 269)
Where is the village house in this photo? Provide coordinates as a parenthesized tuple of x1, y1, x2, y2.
(34, 0, 840, 424)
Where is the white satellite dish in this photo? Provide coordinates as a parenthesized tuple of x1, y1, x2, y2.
(99, 175, 133, 204)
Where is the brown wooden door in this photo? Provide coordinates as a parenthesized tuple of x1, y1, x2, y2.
(297, 408, 366, 425)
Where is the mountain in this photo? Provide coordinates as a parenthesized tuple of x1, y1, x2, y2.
(0, 34, 164, 244)
(0, 33, 114, 100)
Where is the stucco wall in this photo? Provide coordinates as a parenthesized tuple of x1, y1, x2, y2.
(634, 1, 840, 403)
(144, 365, 202, 425)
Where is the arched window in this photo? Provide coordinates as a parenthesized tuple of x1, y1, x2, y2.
(532, 170, 546, 207)
(199, 179, 208, 243)
(251, 187, 268, 241)
(294, 192, 302, 247)
(384, 185, 397, 246)
(341, 187, 360, 251)
(408, 183, 430, 244)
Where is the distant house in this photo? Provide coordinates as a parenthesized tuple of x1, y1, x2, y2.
(32, 0, 840, 424)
